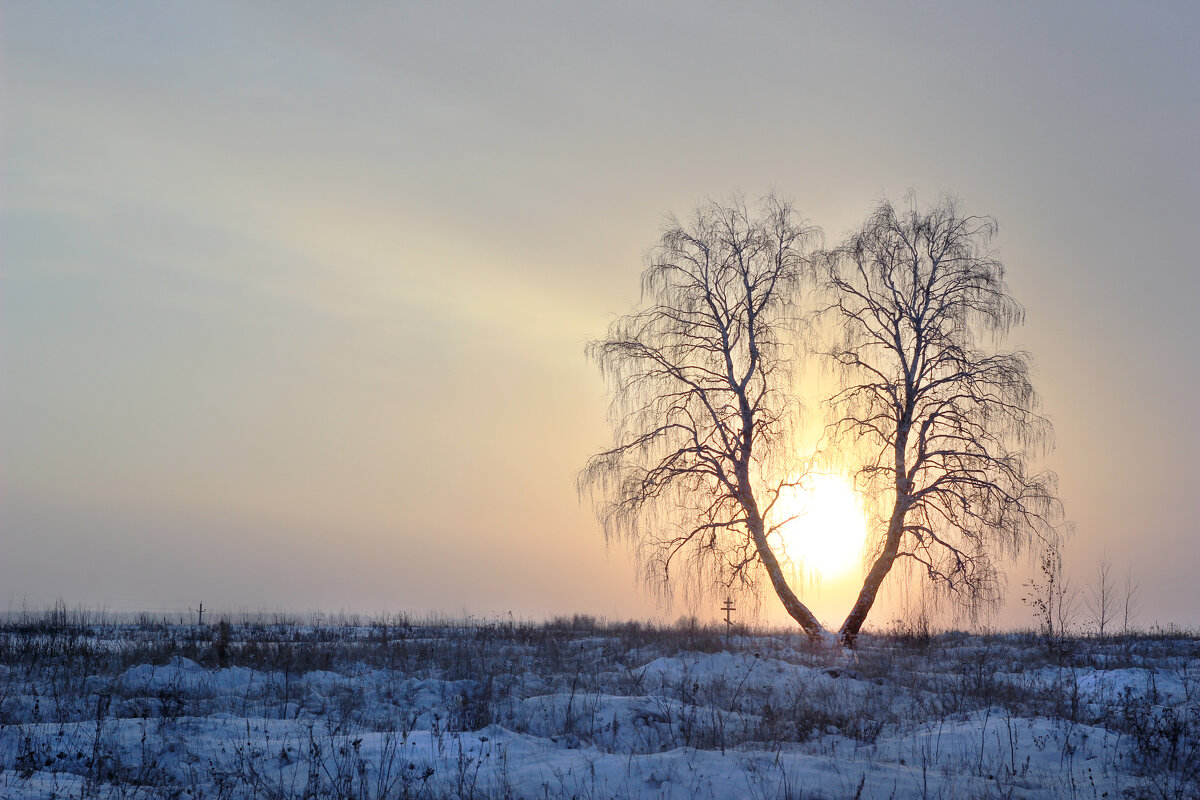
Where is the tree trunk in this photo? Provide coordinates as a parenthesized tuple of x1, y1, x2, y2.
(838, 503, 906, 646)
(747, 512, 826, 640)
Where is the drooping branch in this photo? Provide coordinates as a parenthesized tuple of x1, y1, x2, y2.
(825, 195, 1066, 644)
(581, 194, 826, 638)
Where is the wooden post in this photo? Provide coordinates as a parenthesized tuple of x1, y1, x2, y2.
(722, 598, 736, 635)
(197, 602, 205, 627)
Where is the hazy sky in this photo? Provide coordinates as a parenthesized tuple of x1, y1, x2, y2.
(3, 3, 1197, 629)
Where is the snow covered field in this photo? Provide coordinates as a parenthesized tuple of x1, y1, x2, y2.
(1, 614, 1197, 799)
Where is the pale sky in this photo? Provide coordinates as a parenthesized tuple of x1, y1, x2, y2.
(3, 2, 1197, 629)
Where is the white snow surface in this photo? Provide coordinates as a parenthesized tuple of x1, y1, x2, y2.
(2, 623, 1197, 798)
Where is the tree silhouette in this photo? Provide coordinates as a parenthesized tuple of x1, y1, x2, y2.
(825, 196, 1065, 644)
(581, 195, 826, 638)
(585, 193, 1064, 646)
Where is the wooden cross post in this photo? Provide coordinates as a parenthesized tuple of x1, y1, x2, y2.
(197, 602, 205, 627)
(721, 597, 736, 636)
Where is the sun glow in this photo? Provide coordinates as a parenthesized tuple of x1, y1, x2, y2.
(774, 473, 869, 579)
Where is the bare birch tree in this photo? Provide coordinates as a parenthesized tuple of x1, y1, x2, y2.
(1122, 565, 1140, 635)
(824, 196, 1064, 644)
(581, 195, 827, 639)
(1086, 556, 1116, 636)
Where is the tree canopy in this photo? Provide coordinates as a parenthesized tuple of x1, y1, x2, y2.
(584, 193, 1065, 644)
(825, 196, 1064, 643)
(581, 195, 825, 637)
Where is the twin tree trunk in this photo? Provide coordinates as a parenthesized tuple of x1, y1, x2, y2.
(749, 500, 906, 647)
(739, 454, 909, 645)
(747, 427, 911, 647)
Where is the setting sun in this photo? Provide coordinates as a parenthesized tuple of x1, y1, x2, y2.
(774, 473, 869, 579)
